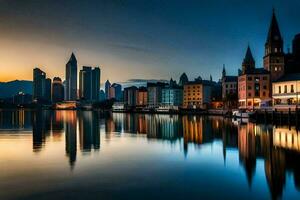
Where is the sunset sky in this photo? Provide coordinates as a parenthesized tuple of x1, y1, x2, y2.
(0, 0, 300, 83)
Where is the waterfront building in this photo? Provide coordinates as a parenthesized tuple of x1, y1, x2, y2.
(136, 87, 147, 107)
(147, 82, 167, 108)
(109, 83, 122, 101)
(105, 80, 111, 99)
(65, 53, 78, 101)
(183, 78, 212, 109)
(221, 65, 238, 99)
(79, 66, 100, 101)
(221, 65, 238, 108)
(52, 77, 64, 103)
(263, 10, 285, 81)
(161, 79, 183, 107)
(238, 46, 271, 109)
(33, 68, 51, 103)
(272, 73, 300, 110)
(123, 86, 138, 108)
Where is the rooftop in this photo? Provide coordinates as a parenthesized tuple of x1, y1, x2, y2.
(273, 73, 300, 82)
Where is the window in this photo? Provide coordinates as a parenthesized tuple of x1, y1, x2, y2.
(291, 85, 294, 93)
(263, 92, 266, 96)
(248, 93, 251, 97)
(248, 77, 252, 81)
(263, 85, 267, 89)
(248, 86, 252, 90)
(263, 76, 267, 80)
(275, 67, 278, 71)
(279, 86, 281, 93)
(284, 85, 287, 93)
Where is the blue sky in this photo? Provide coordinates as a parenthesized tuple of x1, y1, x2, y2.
(0, 0, 300, 83)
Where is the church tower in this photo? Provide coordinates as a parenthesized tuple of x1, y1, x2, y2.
(263, 9, 285, 81)
(242, 45, 255, 74)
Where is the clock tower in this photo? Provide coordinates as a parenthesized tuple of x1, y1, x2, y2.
(263, 9, 285, 81)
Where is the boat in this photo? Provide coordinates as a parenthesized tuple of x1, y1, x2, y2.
(232, 109, 254, 118)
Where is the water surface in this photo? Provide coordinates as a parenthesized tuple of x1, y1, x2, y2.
(0, 110, 300, 200)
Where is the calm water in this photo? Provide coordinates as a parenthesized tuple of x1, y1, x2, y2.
(0, 110, 300, 200)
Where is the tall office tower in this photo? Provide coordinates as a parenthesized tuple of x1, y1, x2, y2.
(44, 78, 52, 102)
(52, 77, 64, 103)
(79, 66, 100, 101)
(65, 53, 78, 101)
(263, 10, 285, 81)
(92, 67, 100, 101)
(105, 80, 111, 99)
(33, 68, 46, 101)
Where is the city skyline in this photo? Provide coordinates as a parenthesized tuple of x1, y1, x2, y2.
(1, 1, 300, 83)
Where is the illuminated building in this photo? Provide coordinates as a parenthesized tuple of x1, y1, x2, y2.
(272, 74, 300, 110)
(238, 46, 271, 109)
(136, 87, 147, 107)
(183, 78, 212, 109)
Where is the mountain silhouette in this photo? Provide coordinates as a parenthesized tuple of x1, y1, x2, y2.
(0, 80, 32, 98)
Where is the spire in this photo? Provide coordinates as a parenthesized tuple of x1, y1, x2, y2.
(242, 45, 255, 74)
(222, 64, 226, 77)
(244, 45, 255, 63)
(69, 52, 77, 63)
(266, 9, 282, 44)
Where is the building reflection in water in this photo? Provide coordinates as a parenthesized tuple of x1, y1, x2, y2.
(32, 110, 51, 152)
(64, 111, 77, 168)
(78, 111, 100, 152)
(1, 110, 300, 198)
(0, 109, 32, 130)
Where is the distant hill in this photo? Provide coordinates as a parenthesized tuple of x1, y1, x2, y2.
(0, 80, 32, 98)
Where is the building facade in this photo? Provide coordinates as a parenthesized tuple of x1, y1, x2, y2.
(238, 46, 271, 109)
(263, 10, 285, 81)
(123, 86, 138, 108)
(147, 82, 166, 108)
(136, 87, 147, 107)
(272, 73, 300, 110)
(65, 53, 78, 101)
(79, 66, 100, 101)
(183, 79, 212, 109)
(33, 68, 51, 103)
(161, 85, 183, 107)
(109, 83, 122, 101)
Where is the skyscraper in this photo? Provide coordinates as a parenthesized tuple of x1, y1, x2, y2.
(79, 66, 101, 101)
(65, 53, 78, 101)
(33, 68, 51, 103)
(109, 83, 122, 101)
(33, 68, 46, 101)
(105, 80, 111, 99)
(92, 67, 100, 101)
(52, 77, 64, 103)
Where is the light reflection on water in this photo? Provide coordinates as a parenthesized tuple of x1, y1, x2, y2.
(0, 110, 300, 200)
